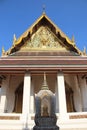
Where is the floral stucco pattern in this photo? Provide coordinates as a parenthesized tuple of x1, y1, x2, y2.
(21, 26, 66, 50)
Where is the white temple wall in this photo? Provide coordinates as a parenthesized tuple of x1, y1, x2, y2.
(78, 75, 87, 111)
(65, 74, 82, 112)
(33, 75, 43, 93)
(64, 75, 73, 90)
(73, 75, 82, 112)
(6, 75, 23, 113)
(0, 75, 10, 113)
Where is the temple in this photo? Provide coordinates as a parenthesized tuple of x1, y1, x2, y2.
(0, 13, 87, 130)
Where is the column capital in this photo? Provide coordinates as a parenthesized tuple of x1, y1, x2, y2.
(57, 70, 63, 74)
(25, 70, 31, 74)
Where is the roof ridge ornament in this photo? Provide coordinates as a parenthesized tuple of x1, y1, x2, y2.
(83, 46, 86, 55)
(13, 34, 17, 46)
(42, 4, 46, 15)
(2, 46, 6, 56)
(71, 35, 75, 46)
(71, 35, 75, 43)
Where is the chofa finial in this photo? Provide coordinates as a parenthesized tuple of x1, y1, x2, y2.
(13, 34, 17, 46)
(83, 46, 86, 55)
(71, 35, 75, 43)
(2, 46, 5, 56)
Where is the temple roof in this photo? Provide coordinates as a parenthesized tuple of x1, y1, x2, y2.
(2, 13, 84, 56)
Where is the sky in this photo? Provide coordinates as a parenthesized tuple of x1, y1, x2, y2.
(0, 0, 87, 56)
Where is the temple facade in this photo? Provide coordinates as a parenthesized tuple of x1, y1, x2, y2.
(0, 13, 87, 130)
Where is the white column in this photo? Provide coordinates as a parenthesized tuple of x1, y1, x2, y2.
(55, 82, 59, 113)
(22, 72, 31, 121)
(0, 76, 10, 113)
(57, 72, 68, 120)
(30, 81, 34, 113)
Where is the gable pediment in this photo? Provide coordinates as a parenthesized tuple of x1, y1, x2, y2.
(20, 26, 67, 51)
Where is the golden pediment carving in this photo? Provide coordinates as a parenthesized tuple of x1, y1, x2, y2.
(20, 26, 67, 50)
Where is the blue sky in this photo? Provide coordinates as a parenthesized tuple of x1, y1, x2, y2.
(0, 0, 87, 55)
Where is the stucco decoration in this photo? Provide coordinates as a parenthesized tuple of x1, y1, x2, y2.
(20, 26, 66, 50)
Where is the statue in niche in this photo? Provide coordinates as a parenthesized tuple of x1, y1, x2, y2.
(41, 97, 50, 117)
(33, 72, 59, 130)
(42, 106, 49, 116)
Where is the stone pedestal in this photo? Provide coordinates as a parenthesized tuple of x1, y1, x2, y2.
(33, 114, 59, 130)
